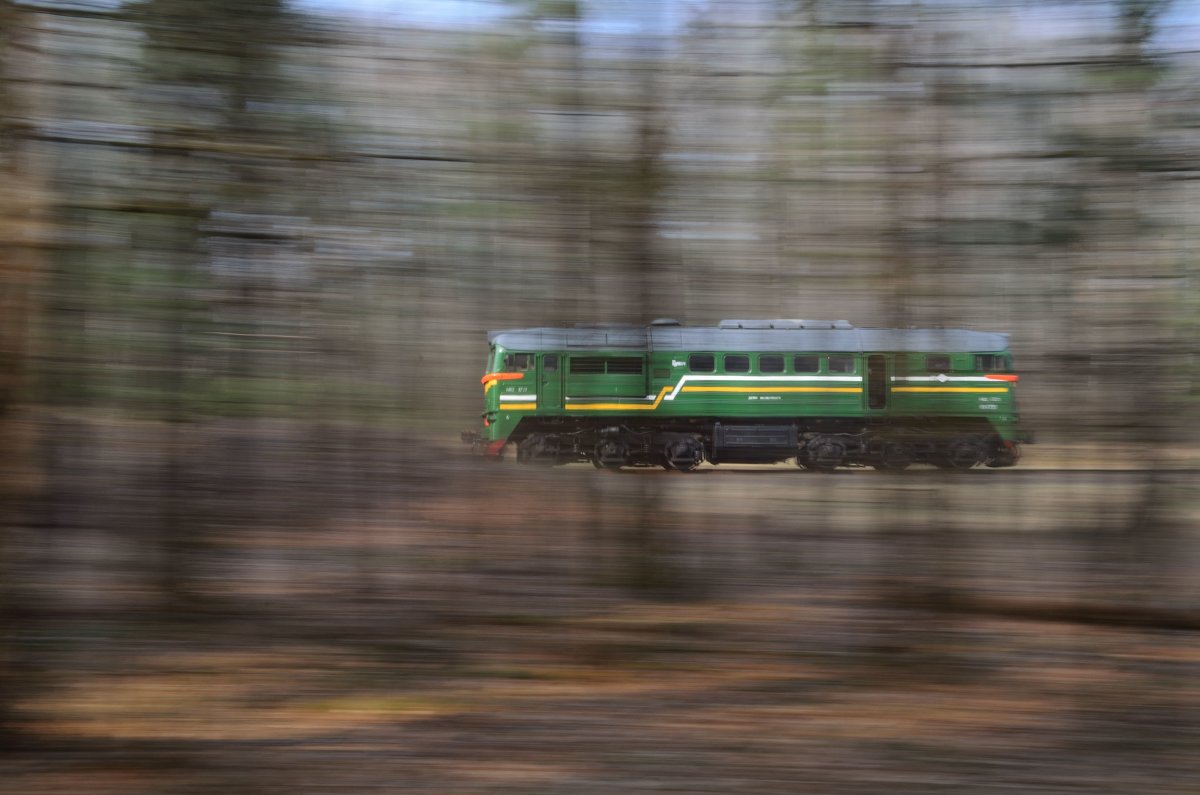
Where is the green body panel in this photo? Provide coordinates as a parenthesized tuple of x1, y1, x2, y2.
(481, 343, 1022, 445)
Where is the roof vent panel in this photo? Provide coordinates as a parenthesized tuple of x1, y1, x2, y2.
(719, 319, 855, 330)
(718, 319, 773, 329)
(796, 319, 855, 329)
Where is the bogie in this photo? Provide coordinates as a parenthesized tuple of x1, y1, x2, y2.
(872, 441, 914, 471)
(663, 435, 705, 472)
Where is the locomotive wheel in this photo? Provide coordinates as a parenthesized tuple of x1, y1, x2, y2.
(873, 442, 913, 471)
(594, 438, 629, 470)
(986, 445, 1019, 468)
(940, 438, 986, 469)
(806, 438, 845, 472)
(663, 437, 703, 472)
(517, 433, 558, 466)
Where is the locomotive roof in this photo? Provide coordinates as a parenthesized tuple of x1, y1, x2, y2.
(488, 324, 1010, 353)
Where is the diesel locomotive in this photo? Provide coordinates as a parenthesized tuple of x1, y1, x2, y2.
(463, 318, 1029, 471)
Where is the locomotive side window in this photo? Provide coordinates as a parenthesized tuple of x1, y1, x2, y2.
(974, 354, 1008, 372)
(544, 354, 558, 372)
(828, 355, 855, 373)
(759, 355, 784, 373)
(504, 353, 535, 372)
(793, 355, 819, 373)
(926, 355, 950, 372)
(688, 354, 715, 372)
(725, 354, 750, 373)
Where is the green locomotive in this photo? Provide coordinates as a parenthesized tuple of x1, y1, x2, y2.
(465, 318, 1029, 470)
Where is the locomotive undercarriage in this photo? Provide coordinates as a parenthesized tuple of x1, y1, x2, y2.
(506, 417, 1018, 471)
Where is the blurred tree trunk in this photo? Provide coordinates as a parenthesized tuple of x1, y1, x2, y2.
(0, 0, 43, 746)
(560, 0, 681, 597)
(131, 0, 305, 613)
(1110, 0, 1180, 609)
(881, 22, 915, 329)
(541, 0, 592, 324)
(625, 82, 667, 325)
(622, 2, 680, 596)
(875, 13, 969, 671)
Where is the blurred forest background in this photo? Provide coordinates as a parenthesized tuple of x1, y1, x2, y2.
(1, 0, 1199, 792)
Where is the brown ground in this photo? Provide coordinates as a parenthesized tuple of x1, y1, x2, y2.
(3, 429, 1198, 793)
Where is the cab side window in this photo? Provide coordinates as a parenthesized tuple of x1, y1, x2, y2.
(926, 355, 950, 372)
(793, 355, 819, 373)
(759, 355, 784, 373)
(828, 355, 855, 373)
(724, 354, 750, 373)
(688, 353, 715, 373)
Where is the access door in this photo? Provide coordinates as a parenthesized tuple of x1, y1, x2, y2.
(540, 353, 562, 410)
(866, 355, 888, 411)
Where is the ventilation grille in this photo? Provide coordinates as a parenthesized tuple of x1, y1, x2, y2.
(569, 357, 644, 375)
